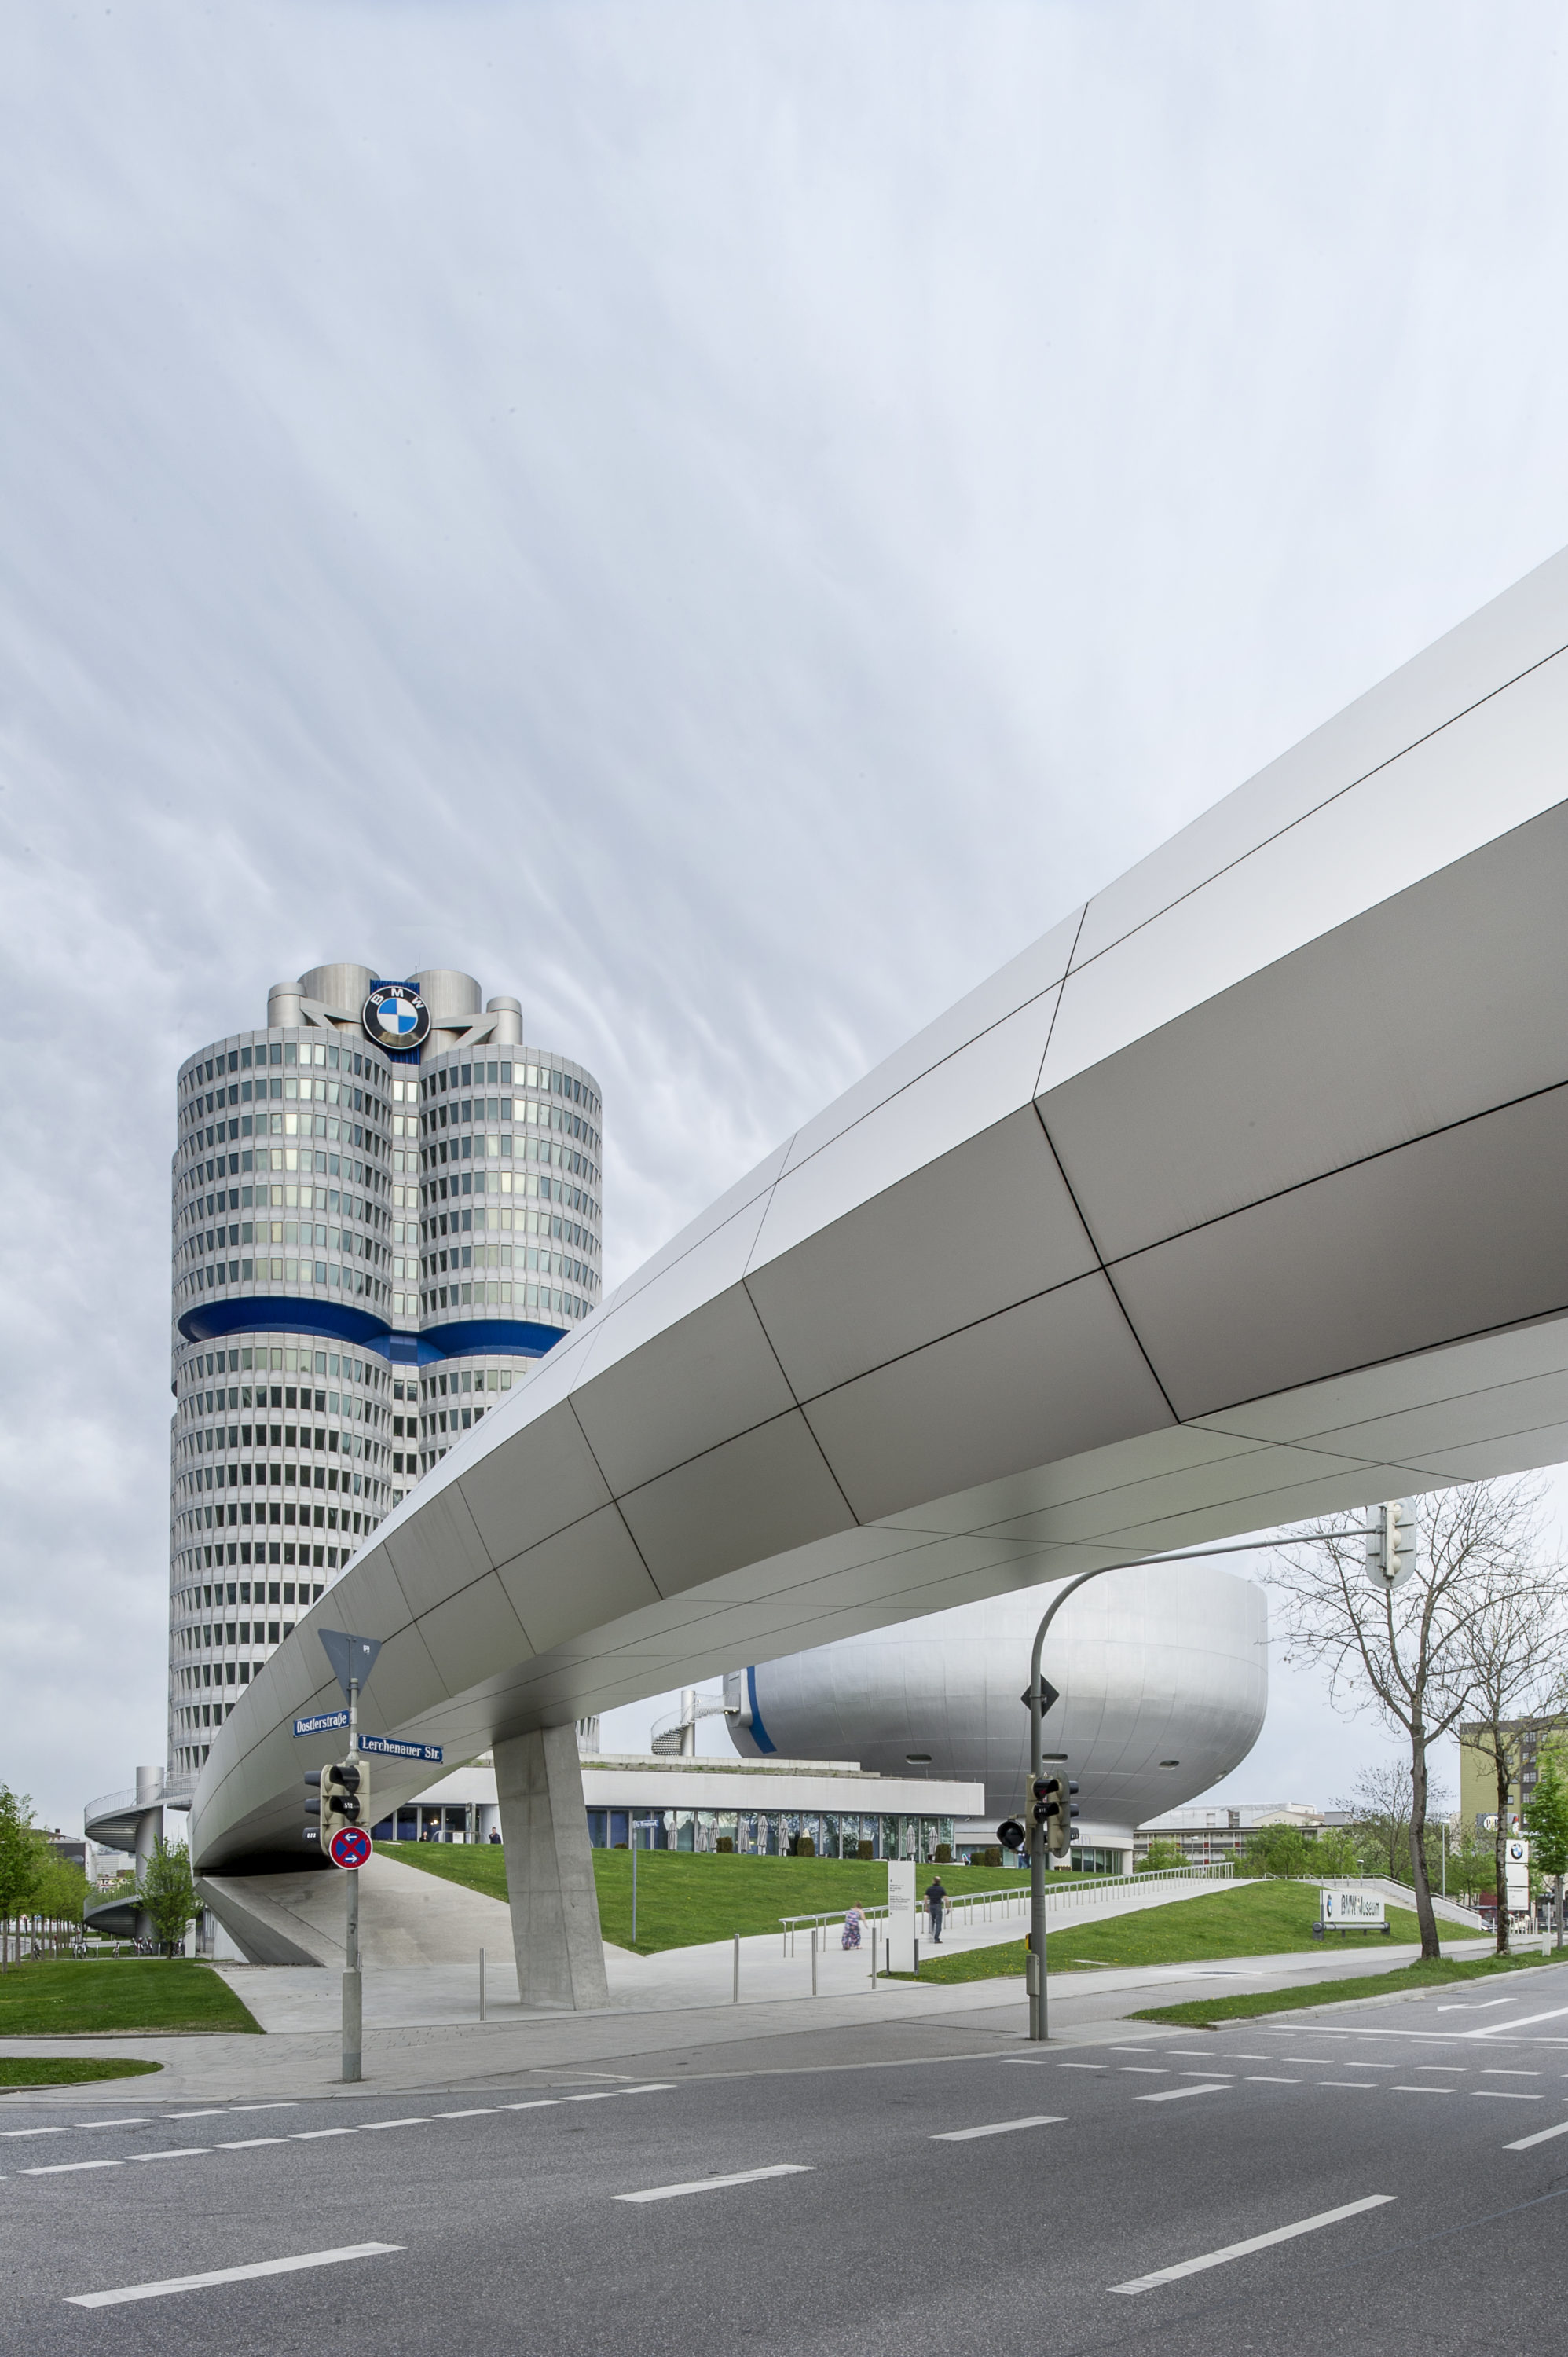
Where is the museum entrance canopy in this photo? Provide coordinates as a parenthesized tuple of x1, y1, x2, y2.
(193, 544, 1568, 1871)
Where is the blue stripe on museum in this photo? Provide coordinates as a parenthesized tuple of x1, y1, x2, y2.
(177, 1298, 566, 1366)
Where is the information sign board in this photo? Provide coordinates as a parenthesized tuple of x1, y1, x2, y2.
(1320, 1887, 1386, 1927)
(885, 1860, 916, 1972)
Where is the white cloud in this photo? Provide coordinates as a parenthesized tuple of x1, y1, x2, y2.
(5, 0, 1568, 1826)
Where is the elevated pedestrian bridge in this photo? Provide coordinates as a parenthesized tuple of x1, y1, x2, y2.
(194, 545, 1568, 1884)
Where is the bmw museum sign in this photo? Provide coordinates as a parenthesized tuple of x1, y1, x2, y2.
(362, 981, 430, 1053)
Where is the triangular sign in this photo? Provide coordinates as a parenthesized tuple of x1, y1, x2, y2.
(320, 1629, 383, 1703)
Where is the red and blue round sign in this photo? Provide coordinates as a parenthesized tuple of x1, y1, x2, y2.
(328, 1826, 373, 1870)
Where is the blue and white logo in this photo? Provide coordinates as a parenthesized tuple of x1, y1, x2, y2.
(362, 981, 430, 1052)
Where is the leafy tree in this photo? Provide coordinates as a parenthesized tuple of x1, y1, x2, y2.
(0, 1787, 46, 1970)
(1306, 1827, 1361, 1880)
(1524, 1750, 1568, 1952)
(1240, 1823, 1313, 1880)
(141, 1839, 197, 1955)
(28, 1854, 88, 1948)
(1137, 1838, 1188, 1873)
(1270, 1480, 1565, 1960)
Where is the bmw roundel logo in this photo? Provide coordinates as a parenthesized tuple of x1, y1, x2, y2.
(362, 981, 430, 1052)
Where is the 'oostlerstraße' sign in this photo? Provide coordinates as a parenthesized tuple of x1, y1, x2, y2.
(291, 1714, 442, 1762)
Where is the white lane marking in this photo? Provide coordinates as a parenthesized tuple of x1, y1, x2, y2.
(1474, 2091, 1541, 2100)
(438, 2108, 500, 2118)
(1485, 2069, 1541, 2077)
(79, 2118, 151, 2128)
(228, 2103, 298, 2113)
(1317, 2081, 1376, 2088)
(1439, 1998, 1515, 2012)
(1117, 2067, 1167, 2076)
(1246, 2077, 1299, 2085)
(1108, 2194, 1397, 2294)
(933, 2116, 1064, 2141)
(292, 2128, 357, 2139)
(356, 2118, 430, 2132)
(216, 2139, 286, 2150)
(2, 2127, 71, 2139)
(1181, 2070, 1233, 2080)
(1414, 2066, 1466, 2074)
(64, 2242, 402, 2308)
(615, 2164, 813, 2204)
(1058, 2064, 1105, 2072)
(126, 2148, 211, 2163)
(1393, 2085, 1453, 2095)
(1505, 2117, 1568, 2150)
(504, 2101, 559, 2112)
(1465, 2004, 1568, 2040)
(1228, 2055, 1273, 2061)
(1167, 2051, 1222, 2058)
(167, 2110, 225, 2120)
(21, 2159, 122, 2176)
(1135, 2083, 1229, 2104)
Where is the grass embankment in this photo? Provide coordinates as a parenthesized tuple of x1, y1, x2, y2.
(0, 1961, 261, 2037)
(1131, 1947, 1563, 2028)
(0, 2058, 163, 2088)
(384, 1842, 1037, 1958)
(885, 1878, 1464, 1985)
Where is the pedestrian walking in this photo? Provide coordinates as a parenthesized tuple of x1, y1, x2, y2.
(842, 1903, 864, 1951)
(925, 1874, 948, 1943)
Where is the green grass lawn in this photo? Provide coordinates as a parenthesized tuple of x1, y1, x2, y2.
(0, 1962, 261, 2036)
(0, 2058, 163, 2088)
(884, 1877, 1480, 1985)
(384, 1841, 1046, 1957)
(1131, 1948, 1563, 2028)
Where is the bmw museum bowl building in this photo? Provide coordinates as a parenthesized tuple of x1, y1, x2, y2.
(724, 1563, 1268, 1873)
(167, 963, 603, 1797)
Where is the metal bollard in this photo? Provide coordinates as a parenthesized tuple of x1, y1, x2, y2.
(870, 1928, 877, 1990)
(479, 1946, 486, 2022)
(914, 1937, 920, 1978)
(811, 1926, 818, 1995)
(733, 1932, 740, 2004)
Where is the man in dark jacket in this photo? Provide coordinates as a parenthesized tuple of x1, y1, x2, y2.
(925, 1875, 948, 1943)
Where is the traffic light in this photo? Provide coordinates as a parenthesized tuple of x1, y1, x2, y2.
(321, 1758, 369, 1849)
(1365, 1499, 1418, 1593)
(1033, 1773, 1079, 1859)
(302, 1768, 322, 1847)
(997, 1816, 1028, 1853)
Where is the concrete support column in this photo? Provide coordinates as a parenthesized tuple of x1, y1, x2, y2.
(493, 1726, 609, 2011)
(134, 1765, 163, 1945)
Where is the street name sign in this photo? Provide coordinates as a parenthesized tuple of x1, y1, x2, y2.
(357, 1736, 444, 1764)
(1321, 1887, 1385, 1926)
(328, 1827, 373, 1870)
(295, 1710, 351, 1739)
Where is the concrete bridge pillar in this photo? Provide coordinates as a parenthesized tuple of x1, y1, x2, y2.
(493, 1726, 609, 2011)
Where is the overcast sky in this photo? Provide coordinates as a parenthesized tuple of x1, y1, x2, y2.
(5, 2, 1568, 1831)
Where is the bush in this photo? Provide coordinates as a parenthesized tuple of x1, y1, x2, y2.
(793, 1835, 815, 1857)
(1138, 1838, 1189, 1874)
(715, 1836, 734, 1853)
(857, 1840, 874, 1861)
(934, 1843, 952, 1864)
(982, 1846, 1002, 1869)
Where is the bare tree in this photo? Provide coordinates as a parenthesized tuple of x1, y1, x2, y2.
(1269, 1479, 1562, 1963)
(1456, 1565, 1568, 1956)
(1334, 1759, 1449, 1882)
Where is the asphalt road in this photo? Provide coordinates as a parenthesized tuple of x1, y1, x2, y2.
(6, 1968, 1568, 2355)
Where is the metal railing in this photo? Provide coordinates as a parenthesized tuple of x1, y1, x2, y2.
(779, 1863, 1234, 1956)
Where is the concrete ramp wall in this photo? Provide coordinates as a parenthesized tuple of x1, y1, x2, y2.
(200, 1854, 513, 1969)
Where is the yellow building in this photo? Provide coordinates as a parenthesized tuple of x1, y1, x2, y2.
(1457, 1716, 1567, 1833)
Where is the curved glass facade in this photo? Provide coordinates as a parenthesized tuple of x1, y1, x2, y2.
(166, 964, 603, 1793)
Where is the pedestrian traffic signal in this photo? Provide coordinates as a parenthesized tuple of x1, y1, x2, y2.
(1365, 1499, 1418, 1593)
(997, 1816, 1028, 1853)
(1034, 1773, 1079, 1859)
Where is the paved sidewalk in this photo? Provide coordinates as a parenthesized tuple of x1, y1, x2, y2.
(0, 1930, 1497, 2107)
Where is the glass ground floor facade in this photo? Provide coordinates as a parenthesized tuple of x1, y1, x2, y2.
(585, 1807, 955, 1860)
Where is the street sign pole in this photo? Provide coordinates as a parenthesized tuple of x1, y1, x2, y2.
(343, 1672, 361, 2084)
